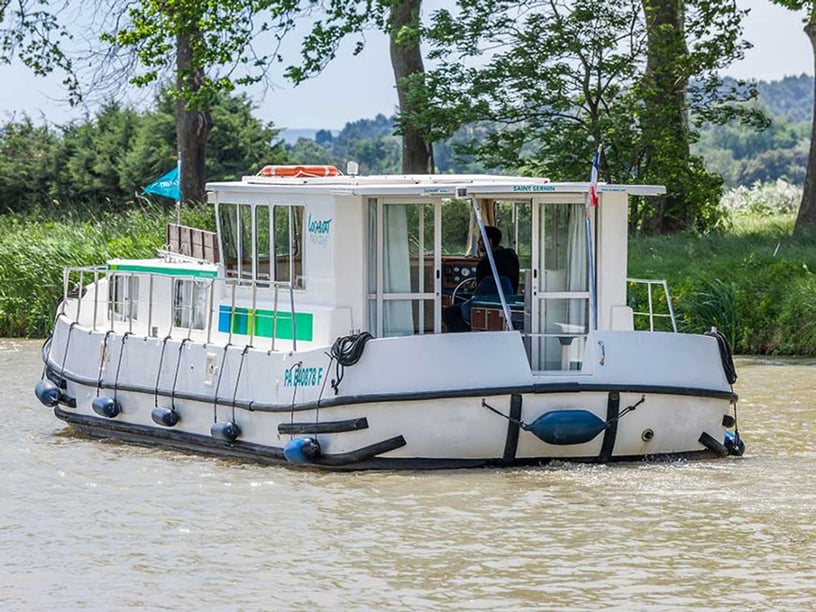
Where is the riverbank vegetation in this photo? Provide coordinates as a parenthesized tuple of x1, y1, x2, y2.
(0, 202, 211, 338)
(628, 180, 816, 355)
(2, 182, 814, 356)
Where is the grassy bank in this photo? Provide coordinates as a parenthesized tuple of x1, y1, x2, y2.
(629, 214, 816, 355)
(0, 203, 212, 338)
(2, 204, 815, 355)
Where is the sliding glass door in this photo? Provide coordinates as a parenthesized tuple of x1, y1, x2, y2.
(530, 199, 591, 371)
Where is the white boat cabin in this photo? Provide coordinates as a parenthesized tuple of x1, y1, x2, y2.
(70, 172, 664, 374)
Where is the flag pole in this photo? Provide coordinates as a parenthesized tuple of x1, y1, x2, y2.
(175, 152, 182, 225)
(586, 144, 602, 331)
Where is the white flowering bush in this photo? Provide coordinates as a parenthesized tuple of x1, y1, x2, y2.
(720, 180, 802, 217)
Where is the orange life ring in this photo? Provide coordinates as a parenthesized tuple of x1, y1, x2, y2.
(258, 165, 341, 178)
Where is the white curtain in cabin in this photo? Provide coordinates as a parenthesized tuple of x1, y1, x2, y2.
(382, 204, 414, 336)
(565, 202, 589, 367)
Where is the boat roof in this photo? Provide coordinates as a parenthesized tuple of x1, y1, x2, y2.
(206, 173, 666, 198)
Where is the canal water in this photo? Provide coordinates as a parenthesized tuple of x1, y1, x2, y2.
(2, 338, 815, 609)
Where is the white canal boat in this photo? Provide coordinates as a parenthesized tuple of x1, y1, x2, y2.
(35, 167, 744, 469)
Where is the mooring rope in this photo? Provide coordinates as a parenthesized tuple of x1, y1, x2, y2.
(704, 327, 742, 449)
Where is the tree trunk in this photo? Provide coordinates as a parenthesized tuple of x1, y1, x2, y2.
(176, 31, 212, 203)
(640, 0, 692, 233)
(389, 0, 434, 174)
(793, 19, 816, 237)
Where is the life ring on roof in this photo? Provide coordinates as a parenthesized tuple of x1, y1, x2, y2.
(258, 165, 341, 178)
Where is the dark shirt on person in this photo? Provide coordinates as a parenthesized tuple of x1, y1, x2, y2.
(475, 246, 520, 294)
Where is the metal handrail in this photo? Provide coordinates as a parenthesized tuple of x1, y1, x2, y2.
(627, 277, 677, 332)
(60, 266, 298, 351)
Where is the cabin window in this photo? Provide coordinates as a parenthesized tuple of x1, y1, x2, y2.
(109, 275, 139, 321)
(368, 199, 438, 337)
(218, 202, 304, 287)
(218, 203, 239, 279)
(239, 204, 253, 279)
(173, 279, 209, 330)
(256, 205, 271, 281)
(274, 205, 305, 288)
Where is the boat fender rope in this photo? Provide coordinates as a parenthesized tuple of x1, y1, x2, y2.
(705, 328, 737, 385)
(482, 395, 644, 431)
(153, 335, 171, 407)
(169, 338, 190, 415)
(231, 345, 251, 422)
(112, 332, 131, 403)
(96, 330, 116, 397)
(40, 334, 53, 379)
(212, 343, 231, 423)
(329, 332, 373, 395)
(607, 395, 645, 425)
(287, 361, 303, 437)
(482, 399, 526, 428)
(59, 321, 78, 378)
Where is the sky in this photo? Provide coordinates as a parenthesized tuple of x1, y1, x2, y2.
(0, 0, 811, 131)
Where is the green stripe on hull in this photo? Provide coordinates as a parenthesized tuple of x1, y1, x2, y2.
(218, 305, 313, 341)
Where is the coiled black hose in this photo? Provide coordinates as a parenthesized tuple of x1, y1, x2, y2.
(329, 332, 374, 394)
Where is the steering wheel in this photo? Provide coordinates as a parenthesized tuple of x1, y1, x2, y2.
(451, 277, 477, 304)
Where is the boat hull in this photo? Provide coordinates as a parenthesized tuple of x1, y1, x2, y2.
(39, 316, 740, 470)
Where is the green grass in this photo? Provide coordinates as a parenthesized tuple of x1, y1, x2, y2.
(628, 214, 816, 355)
(0, 202, 214, 338)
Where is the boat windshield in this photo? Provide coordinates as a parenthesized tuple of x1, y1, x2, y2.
(366, 196, 590, 371)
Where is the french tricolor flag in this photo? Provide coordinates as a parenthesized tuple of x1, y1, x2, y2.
(589, 145, 602, 207)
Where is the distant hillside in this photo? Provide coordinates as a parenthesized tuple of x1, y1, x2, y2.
(280, 128, 333, 145)
(756, 74, 813, 123)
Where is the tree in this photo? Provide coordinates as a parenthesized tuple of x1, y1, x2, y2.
(0, 2, 79, 100)
(419, 0, 645, 179)
(389, 0, 433, 172)
(415, 0, 760, 232)
(0, 117, 58, 213)
(288, 0, 434, 173)
(772, 2, 816, 235)
(99, 1, 302, 202)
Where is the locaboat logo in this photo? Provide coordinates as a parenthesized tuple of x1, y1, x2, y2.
(307, 213, 332, 246)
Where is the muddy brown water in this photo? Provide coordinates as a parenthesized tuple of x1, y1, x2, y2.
(2, 339, 815, 609)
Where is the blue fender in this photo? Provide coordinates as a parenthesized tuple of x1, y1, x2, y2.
(284, 437, 322, 464)
(525, 410, 607, 445)
(35, 380, 60, 407)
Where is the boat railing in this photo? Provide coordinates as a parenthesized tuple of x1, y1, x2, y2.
(61, 266, 299, 351)
(626, 277, 678, 332)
